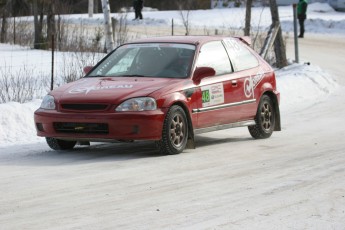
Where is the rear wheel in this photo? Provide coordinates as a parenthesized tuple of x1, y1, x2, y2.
(46, 137, 77, 150)
(248, 95, 275, 139)
(156, 105, 188, 155)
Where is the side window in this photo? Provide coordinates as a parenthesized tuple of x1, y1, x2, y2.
(223, 38, 259, 71)
(196, 41, 232, 76)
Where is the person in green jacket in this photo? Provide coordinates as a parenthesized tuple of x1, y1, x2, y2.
(297, 0, 308, 38)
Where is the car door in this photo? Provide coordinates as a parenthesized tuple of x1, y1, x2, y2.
(223, 38, 264, 121)
(193, 40, 245, 129)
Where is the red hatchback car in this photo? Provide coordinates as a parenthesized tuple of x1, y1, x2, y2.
(34, 36, 281, 154)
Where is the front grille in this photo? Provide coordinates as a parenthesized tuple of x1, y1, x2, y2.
(53, 122, 109, 134)
(61, 104, 108, 111)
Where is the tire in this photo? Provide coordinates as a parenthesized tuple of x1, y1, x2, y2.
(248, 95, 276, 139)
(156, 105, 188, 155)
(46, 137, 77, 150)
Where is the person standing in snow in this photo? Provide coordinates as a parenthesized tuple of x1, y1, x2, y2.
(133, 0, 144, 20)
(297, 0, 308, 38)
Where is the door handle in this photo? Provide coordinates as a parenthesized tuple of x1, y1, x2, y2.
(231, 80, 237, 87)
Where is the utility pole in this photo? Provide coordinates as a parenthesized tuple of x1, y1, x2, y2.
(293, 4, 299, 63)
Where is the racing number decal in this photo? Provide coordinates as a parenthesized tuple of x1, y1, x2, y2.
(201, 83, 224, 107)
(202, 90, 210, 104)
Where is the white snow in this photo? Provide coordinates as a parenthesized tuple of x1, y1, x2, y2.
(59, 3, 345, 35)
(0, 3, 344, 147)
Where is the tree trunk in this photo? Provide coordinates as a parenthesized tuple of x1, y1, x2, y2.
(269, 0, 288, 68)
(94, 0, 99, 13)
(33, 0, 43, 49)
(88, 0, 94, 18)
(0, 9, 7, 43)
(101, 0, 114, 52)
(244, 0, 253, 36)
(47, 0, 55, 49)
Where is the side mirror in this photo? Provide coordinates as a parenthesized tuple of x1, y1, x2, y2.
(192, 67, 216, 85)
(83, 66, 93, 75)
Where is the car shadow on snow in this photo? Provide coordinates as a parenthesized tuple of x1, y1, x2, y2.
(0, 141, 161, 166)
(46, 141, 161, 161)
(194, 135, 253, 148)
(1, 133, 256, 166)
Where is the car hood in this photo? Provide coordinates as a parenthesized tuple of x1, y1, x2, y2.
(52, 77, 181, 104)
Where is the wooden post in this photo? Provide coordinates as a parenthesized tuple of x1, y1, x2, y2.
(293, 4, 299, 63)
(51, 34, 55, 90)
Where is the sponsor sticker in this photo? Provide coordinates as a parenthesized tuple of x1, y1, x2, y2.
(244, 68, 265, 98)
(201, 83, 224, 107)
(69, 84, 133, 94)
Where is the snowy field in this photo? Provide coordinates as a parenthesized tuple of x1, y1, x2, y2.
(64, 3, 345, 35)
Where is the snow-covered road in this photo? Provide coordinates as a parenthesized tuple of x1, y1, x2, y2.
(1, 34, 345, 229)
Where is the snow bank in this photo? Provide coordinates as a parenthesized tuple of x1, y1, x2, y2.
(0, 100, 43, 146)
(276, 63, 338, 110)
(309, 3, 336, 13)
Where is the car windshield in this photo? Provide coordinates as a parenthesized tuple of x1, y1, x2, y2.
(88, 43, 196, 79)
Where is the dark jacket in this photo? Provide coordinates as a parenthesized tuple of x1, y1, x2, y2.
(133, 0, 144, 10)
(297, 0, 308, 20)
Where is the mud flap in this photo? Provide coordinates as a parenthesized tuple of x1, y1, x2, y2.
(78, 141, 90, 146)
(186, 137, 196, 149)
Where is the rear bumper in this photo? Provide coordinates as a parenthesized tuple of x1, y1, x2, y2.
(34, 109, 167, 141)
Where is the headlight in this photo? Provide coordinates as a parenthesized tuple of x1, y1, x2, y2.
(116, 97, 157, 112)
(40, 95, 56, 110)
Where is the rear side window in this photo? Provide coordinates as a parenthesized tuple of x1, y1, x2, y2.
(196, 41, 232, 76)
(223, 38, 259, 71)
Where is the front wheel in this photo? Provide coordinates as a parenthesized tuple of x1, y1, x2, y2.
(156, 105, 188, 155)
(46, 137, 77, 150)
(248, 95, 276, 139)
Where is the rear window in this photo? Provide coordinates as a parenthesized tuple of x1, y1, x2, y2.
(223, 38, 259, 71)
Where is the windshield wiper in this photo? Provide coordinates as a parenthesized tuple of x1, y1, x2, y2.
(85, 74, 104, 78)
(121, 74, 149, 78)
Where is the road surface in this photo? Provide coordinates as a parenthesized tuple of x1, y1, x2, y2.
(0, 34, 345, 229)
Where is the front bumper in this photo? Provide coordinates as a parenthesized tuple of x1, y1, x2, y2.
(34, 108, 167, 141)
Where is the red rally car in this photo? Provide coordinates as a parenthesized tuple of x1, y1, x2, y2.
(34, 36, 281, 155)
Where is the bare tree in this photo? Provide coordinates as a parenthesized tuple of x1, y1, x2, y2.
(1, 0, 29, 43)
(94, 0, 99, 13)
(46, 0, 55, 49)
(269, 0, 288, 68)
(244, 0, 253, 36)
(88, 0, 94, 18)
(101, 0, 114, 52)
(177, 0, 193, 35)
(33, 0, 44, 49)
(0, 6, 8, 43)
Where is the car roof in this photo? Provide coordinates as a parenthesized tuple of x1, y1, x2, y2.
(125, 35, 232, 45)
